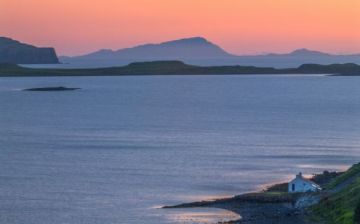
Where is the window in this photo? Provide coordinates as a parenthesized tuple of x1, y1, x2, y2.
(292, 184, 295, 191)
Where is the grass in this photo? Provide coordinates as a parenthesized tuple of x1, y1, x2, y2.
(311, 163, 360, 224)
(327, 163, 360, 190)
(265, 182, 288, 192)
(262, 191, 289, 196)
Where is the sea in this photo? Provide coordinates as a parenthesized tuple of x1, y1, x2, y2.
(1, 74, 360, 224)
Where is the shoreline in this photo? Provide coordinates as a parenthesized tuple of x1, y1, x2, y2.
(163, 192, 316, 224)
(163, 170, 342, 224)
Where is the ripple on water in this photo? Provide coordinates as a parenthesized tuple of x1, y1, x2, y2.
(165, 208, 241, 224)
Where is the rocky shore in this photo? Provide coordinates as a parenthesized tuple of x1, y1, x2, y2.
(164, 192, 321, 224)
(163, 171, 341, 224)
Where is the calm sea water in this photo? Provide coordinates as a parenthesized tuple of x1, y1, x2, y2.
(1, 74, 360, 224)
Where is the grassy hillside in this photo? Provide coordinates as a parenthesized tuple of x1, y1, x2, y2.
(312, 163, 360, 224)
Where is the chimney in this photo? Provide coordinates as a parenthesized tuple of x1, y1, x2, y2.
(296, 172, 302, 178)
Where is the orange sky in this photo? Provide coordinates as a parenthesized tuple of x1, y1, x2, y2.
(1, 0, 359, 56)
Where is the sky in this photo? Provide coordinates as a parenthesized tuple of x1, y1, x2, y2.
(1, 0, 359, 56)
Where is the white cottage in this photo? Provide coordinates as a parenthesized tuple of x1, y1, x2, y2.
(288, 172, 322, 193)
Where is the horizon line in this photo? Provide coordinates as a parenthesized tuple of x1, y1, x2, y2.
(2, 35, 359, 58)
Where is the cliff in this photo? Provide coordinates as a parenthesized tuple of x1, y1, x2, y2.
(0, 37, 59, 64)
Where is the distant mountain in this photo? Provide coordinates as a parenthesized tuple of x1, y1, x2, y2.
(289, 48, 330, 56)
(267, 48, 331, 57)
(58, 37, 360, 68)
(60, 37, 234, 67)
(92, 37, 233, 59)
(0, 37, 59, 64)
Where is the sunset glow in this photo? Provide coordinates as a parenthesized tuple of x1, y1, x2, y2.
(1, 0, 359, 56)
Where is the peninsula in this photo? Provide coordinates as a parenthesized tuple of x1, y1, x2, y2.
(163, 163, 360, 224)
(0, 61, 360, 77)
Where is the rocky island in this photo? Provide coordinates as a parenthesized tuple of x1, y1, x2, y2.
(23, 86, 80, 91)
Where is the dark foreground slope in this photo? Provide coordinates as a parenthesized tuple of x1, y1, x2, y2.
(0, 37, 59, 64)
(0, 61, 360, 77)
(311, 163, 360, 224)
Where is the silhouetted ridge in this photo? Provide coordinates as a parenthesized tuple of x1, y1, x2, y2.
(2, 61, 359, 76)
(290, 48, 330, 56)
(127, 61, 188, 67)
(0, 37, 59, 64)
(161, 37, 210, 45)
(65, 37, 234, 63)
(58, 37, 360, 68)
(297, 63, 360, 75)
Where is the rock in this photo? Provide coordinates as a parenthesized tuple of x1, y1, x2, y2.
(295, 194, 321, 209)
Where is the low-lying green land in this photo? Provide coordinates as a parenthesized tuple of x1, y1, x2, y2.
(311, 163, 360, 224)
(0, 61, 360, 77)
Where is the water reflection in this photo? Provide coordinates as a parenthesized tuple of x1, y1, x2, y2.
(165, 208, 240, 224)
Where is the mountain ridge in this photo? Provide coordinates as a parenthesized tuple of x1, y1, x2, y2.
(73, 37, 234, 59)
(59, 37, 360, 68)
(63, 38, 358, 58)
